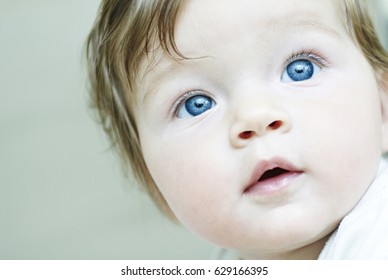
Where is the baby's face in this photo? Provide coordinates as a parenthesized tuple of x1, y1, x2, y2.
(135, 0, 388, 259)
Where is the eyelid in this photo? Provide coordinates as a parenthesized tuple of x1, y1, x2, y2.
(284, 49, 329, 69)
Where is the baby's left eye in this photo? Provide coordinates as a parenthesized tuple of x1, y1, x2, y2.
(176, 94, 216, 118)
(281, 59, 322, 82)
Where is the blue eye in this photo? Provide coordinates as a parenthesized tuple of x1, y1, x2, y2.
(282, 59, 321, 82)
(177, 94, 216, 118)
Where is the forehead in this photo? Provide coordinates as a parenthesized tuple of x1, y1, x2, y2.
(174, 0, 344, 56)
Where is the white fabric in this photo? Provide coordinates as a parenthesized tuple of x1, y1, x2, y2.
(318, 158, 388, 259)
(216, 158, 388, 260)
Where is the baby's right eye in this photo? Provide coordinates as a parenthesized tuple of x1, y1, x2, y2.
(176, 94, 216, 118)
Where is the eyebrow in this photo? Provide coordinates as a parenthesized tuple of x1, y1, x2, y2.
(287, 19, 343, 38)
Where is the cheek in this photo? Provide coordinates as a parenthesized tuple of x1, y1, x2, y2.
(298, 75, 383, 204)
(301, 60, 383, 156)
(141, 135, 223, 224)
(141, 130, 248, 245)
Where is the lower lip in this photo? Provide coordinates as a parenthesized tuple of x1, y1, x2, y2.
(244, 171, 303, 197)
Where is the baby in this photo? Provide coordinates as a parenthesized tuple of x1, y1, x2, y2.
(86, 0, 388, 259)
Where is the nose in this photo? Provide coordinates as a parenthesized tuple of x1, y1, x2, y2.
(229, 98, 292, 148)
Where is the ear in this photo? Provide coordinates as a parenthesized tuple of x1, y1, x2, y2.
(379, 71, 388, 153)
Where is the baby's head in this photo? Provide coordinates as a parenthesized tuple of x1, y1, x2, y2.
(87, 0, 388, 259)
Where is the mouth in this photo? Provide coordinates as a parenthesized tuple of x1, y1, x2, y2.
(244, 158, 303, 196)
(257, 167, 289, 182)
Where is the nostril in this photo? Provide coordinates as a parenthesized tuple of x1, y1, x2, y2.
(239, 131, 254, 139)
(269, 120, 282, 130)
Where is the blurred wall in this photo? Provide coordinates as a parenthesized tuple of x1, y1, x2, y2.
(373, 0, 388, 49)
(0, 1, 387, 260)
(0, 1, 214, 259)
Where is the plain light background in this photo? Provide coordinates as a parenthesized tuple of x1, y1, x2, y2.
(0, 0, 215, 259)
(0, 1, 387, 260)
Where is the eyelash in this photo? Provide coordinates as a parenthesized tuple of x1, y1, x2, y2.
(284, 49, 329, 69)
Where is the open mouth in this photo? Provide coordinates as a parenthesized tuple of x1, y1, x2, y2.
(258, 167, 289, 182)
(244, 157, 304, 196)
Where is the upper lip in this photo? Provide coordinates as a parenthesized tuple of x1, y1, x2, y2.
(244, 156, 302, 191)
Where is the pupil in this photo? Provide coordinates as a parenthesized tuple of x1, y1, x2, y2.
(195, 101, 204, 108)
(295, 66, 304, 73)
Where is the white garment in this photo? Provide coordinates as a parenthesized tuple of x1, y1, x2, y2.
(318, 158, 388, 259)
(216, 158, 388, 260)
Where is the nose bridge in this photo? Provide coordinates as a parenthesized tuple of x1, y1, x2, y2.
(229, 89, 292, 147)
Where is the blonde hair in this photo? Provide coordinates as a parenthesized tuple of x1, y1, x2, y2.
(342, 0, 388, 73)
(86, 0, 388, 218)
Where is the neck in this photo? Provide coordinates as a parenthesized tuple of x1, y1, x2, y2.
(240, 235, 330, 260)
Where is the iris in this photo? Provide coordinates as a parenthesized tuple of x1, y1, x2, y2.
(286, 59, 314, 82)
(183, 95, 214, 117)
